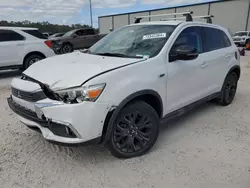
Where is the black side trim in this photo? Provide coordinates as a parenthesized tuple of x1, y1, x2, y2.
(81, 59, 146, 85)
(0, 65, 22, 71)
(101, 90, 163, 144)
(161, 92, 220, 123)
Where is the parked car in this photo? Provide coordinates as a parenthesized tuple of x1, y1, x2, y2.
(0, 27, 55, 70)
(8, 19, 240, 158)
(232, 31, 250, 47)
(48, 32, 65, 40)
(42, 32, 53, 38)
(51, 28, 106, 54)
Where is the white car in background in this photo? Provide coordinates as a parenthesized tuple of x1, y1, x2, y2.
(232, 31, 250, 47)
(0, 27, 55, 70)
(8, 19, 240, 158)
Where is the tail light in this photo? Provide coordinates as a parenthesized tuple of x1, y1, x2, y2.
(44, 40, 53, 49)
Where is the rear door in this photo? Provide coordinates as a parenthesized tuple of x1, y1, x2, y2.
(0, 29, 25, 67)
(201, 27, 234, 95)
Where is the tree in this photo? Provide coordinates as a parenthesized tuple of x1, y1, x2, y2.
(0, 20, 99, 34)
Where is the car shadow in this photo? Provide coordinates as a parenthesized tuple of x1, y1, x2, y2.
(0, 70, 22, 79)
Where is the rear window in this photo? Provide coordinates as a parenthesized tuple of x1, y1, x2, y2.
(22, 30, 47, 39)
(203, 27, 231, 52)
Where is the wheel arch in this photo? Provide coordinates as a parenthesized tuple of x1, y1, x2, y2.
(23, 51, 46, 66)
(227, 65, 241, 80)
(100, 90, 163, 144)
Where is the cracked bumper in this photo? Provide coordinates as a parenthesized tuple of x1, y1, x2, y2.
(8, 96, 110, 144)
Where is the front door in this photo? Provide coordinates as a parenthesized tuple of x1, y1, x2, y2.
(165, 26, 208, 114)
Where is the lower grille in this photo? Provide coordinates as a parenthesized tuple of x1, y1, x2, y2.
(8, 97, 77, 138)
(11, 87, 46, 102)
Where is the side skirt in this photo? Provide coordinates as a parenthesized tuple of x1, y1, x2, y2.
(161, 92, 220, 123)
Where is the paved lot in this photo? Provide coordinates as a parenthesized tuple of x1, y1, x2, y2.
(1, 55, 250, 188)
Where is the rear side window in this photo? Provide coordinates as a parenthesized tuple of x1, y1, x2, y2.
(22, 30, 47, 39)
(85, 29, 95, 35)
(0, 30, 25, 42)
(203, 27, 231, 52)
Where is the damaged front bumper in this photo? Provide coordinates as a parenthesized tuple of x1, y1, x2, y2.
(8, 78, 111, 145)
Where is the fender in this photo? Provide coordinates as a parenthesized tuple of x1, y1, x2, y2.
(227, 65, 241, 80)
(101, 89, 163, 144)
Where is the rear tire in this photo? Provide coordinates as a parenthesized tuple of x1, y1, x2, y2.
(216, 72, 238, 106)
(23, 54, 44, 70)
(61, 43, 73, 54)
(108, 101, 160, 158)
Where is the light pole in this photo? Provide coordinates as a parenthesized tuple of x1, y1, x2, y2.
(89, 0, 93, 27)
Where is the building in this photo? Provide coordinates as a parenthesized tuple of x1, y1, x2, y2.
(98, 0, 250, 34)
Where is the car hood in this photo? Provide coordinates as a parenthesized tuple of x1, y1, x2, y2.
(24, 52, 143, 90)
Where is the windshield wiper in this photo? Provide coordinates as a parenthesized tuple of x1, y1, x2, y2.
(94, 52, 142, 58)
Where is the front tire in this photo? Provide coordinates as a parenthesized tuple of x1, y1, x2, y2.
(108, 101, 160, 158)
(216, 72, 238, 106)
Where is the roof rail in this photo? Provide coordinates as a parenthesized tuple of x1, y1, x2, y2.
(160, 15, 214, 24)
(134, 11, 193, 23)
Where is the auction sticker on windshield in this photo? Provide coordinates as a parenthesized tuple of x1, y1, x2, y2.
(143, 33, 166, 40)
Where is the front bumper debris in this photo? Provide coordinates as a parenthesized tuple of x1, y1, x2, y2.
(8, 97, 77, 138)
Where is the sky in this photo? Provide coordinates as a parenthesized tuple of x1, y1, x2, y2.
(0, 0, 220, 27)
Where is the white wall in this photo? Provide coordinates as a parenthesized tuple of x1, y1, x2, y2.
(210, 0, 249, 34)
(129, 12, 150, 24)
(99, 16, 113, 34)
(150, 8, 175, 21)
(98, 0, 250, 34)
(176, 4, 209, 17)
(114, 15, 129, 30)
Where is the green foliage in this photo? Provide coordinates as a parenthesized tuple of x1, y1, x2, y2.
(0, 20, 98, 34)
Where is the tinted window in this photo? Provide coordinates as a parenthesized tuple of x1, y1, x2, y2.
(76, 30, 84, 36)
(203, 27, 231, 52)
(22, 30, 47, 39)
(0, 30, 25, 42)
(85, 29, 95, 35)
(171, 26, 203, 54)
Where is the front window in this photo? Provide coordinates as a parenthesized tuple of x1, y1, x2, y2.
(89, 25, 176, 58)
(233, 32, 247, 37)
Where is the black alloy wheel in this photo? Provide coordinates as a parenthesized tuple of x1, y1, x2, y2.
(216, 72, 238, 106)
(61, 44, 73, 54)
(109, 101, 159, 158)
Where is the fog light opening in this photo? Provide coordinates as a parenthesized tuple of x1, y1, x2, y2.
(65, 126, 76, 137)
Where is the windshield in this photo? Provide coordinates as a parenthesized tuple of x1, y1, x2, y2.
(64, 30, 76, 37)
(89, 25, 176, 58)
(233, 32, 247, 36)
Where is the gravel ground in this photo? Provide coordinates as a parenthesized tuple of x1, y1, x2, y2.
(1, 56, 250, 188)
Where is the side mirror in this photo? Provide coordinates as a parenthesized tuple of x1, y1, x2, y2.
(169, 45, 199, 62)
(72, 33, 78, 38)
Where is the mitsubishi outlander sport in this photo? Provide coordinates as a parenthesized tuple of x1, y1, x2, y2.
(8, 13, 240, 158)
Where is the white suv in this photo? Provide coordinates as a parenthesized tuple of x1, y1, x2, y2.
(8, 20, 240, 158)
(232, 31, 250, 47)
(0, 27, 55, 70)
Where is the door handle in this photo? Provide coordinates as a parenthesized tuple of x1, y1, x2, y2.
(200, 62, 208, 68)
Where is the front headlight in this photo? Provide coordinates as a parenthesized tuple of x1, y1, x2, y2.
(55, 83, 106, 103)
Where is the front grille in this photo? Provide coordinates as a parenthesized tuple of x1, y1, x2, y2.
(11, 87, 46, 102)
